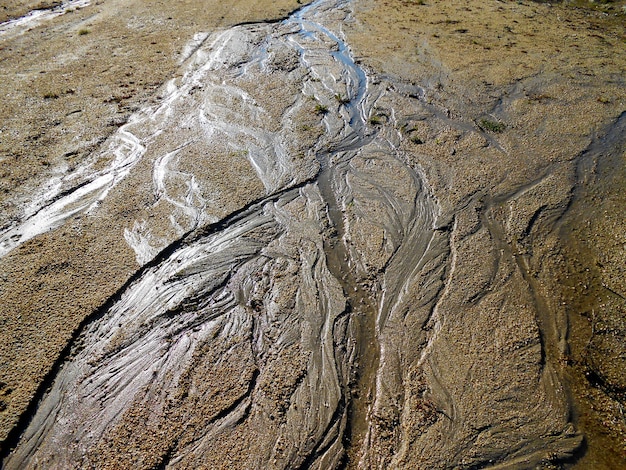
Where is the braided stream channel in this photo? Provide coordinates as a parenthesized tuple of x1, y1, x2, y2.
(3, 0, 442, 468)
(1, 0, 591, 467)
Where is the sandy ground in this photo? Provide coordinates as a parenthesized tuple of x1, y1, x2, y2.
(346, 0, 626, 466)
(0, 0, 308, 453)
(0, 0, 625, 467)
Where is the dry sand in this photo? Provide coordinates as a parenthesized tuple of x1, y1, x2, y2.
(0, 0, 625, 468)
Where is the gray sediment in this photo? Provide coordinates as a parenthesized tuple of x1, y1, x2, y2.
(3, 0, 619, 468)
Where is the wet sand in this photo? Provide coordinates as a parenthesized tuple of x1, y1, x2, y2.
(0, 0, 310, 453)
(1, 0, 625, 468)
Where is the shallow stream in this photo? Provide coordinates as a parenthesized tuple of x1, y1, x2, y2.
(3, 0, 442, 467)
(2, 0, 605, 467)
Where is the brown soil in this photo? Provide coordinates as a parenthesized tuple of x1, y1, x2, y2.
(1, 0, 625, 467)
(0, 0, 307, 453)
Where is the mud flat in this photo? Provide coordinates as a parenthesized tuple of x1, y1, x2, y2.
(1, 0, 625, 468)
(0, 0, 311, 453)
(345, 0, 626, 467)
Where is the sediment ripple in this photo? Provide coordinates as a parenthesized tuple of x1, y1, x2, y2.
(3, 0, 584, 468)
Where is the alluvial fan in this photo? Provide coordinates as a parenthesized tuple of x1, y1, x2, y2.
(3, 0, 586, 468)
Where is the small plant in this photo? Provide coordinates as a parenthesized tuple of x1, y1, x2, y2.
(369, 114, 384, 125)
(315, 104, 329, 115)
(43, 92, 59, 99)
(479, 118, 506, 133)
(78, 28, 90, 36)
(403, 123, 424, 144)
(369, 107, 390, 125)
(334, 94, 350, 105)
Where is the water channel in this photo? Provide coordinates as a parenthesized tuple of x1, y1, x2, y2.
(3, 0, 442, 467)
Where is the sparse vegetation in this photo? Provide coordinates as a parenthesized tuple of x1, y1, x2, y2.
(43, 92, 60, 99)
(369, 114, 384, 125)
(78, 28, 90, 36)
(334, 94, 350, 105)
(479, 118, 505, 133)
(315, 103, 329, 115)
(402, 123, 425, 144)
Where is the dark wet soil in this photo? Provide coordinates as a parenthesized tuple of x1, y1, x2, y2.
(558, 112, 626, 468)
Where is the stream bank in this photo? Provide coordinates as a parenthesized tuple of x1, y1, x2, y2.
(1, 0, 625, 468)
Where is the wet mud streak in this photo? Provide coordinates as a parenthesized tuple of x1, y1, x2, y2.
(316, 150, 380, 465)
(3, 0, 439, 468)
(0, 0, 91, 39)
(559, 111, 626, 467)
(286, 1, 383, 461)
(574, 111, 626, 195)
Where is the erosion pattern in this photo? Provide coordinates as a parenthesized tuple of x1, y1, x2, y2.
(2, 0, 623, 468)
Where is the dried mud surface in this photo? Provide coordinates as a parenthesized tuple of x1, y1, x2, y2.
(1, 0, 625, 468)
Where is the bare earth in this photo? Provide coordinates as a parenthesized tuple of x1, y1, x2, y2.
(0, 0, 625, 468)
(0, 0, 312, 452)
